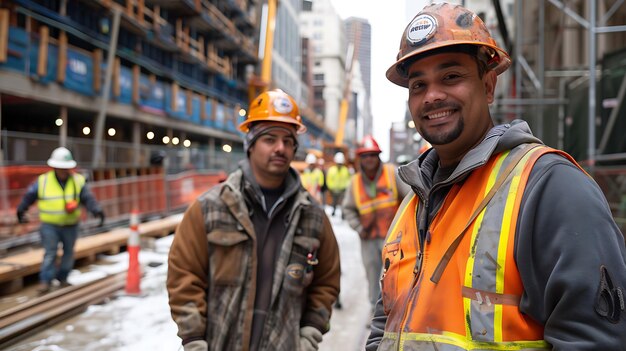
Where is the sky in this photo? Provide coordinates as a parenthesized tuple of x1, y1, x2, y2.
(329, 0, 430, 161)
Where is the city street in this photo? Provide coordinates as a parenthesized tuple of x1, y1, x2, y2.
(5, 207, 372, 351)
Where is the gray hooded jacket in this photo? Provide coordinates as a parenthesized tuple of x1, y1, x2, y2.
(366, 120, 626, 350)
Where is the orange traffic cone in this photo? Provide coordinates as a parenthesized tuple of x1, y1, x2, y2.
(125, 209, 141, 295)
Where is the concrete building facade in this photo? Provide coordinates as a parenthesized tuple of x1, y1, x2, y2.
(300, 0, 346, 136)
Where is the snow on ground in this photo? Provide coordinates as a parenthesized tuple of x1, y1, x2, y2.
(7, 207, 372, 351)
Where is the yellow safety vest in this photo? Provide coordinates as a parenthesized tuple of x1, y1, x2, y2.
(37, 171, 85, 225)
(301, 168, 325, 202)
(326, 165, 350, 192)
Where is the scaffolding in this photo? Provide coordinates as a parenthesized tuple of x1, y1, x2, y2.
(491, 0, 626, 229)
(493, 0, 626, 163)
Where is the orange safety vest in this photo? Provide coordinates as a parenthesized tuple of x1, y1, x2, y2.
(353, 164, 399, 239)
(379, 145, 582, 350)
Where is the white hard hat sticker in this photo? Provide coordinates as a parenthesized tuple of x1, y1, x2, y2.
(407, 14, 437, 45)
(273, 97, 293, 114)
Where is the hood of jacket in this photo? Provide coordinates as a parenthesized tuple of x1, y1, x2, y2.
(398, 120, 542, 199)
(227, 159, 304, 217)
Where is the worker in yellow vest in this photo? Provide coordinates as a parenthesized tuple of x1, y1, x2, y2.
(367, 3, 626, 350)
(326, 152, 351, 217)
(17, 147, 105, 294)
(301, 152, 325, 203)
(342, 135, 410, 310)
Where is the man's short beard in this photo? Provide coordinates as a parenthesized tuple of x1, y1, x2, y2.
(421, 118, 464, 146)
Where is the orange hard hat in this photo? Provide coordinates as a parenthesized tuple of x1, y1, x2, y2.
(356, 135, 382, 155)
(238, 89, 307, 134)
(386, 3, 511, 87)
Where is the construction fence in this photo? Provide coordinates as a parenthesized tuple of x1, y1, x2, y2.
(0, 165, 226, 238)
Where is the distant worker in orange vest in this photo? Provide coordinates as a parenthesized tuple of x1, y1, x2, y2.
(367, 3, 626, 350)
(342, 135, 409, 310)
(16, 147, 105, 294)
(301, 152, 325, 203)
(326, 152, 351, 217)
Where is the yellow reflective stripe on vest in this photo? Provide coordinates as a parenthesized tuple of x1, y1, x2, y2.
(462, 147, 541, 344)
(462, 151, 508, 341)
(385, 194, 417, 246)
(384, 331, 549, 350)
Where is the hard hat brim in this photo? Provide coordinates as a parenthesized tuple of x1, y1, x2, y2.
(47, 158, 77, 169)
(239, 116, 307, 134)
(386, 41, 511, 88)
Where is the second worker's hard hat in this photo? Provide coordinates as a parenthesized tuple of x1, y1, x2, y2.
(386, 2, 511, 87)
(355, 135, 382, 155)
(305, 152, 318, 165)
(47, 147, 77, 169)
(334, 152, 345, 164)
(239, 89, 307, 134)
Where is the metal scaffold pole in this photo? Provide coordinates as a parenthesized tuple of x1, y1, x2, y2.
(92, 8, 121, 169)
(587, 1, 597, 170)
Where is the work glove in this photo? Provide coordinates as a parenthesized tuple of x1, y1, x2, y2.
(300, 326, 323, 351)
(95, 211, 105, 227)
(183, 340, 208, 351)
(16, 210, 28, 224)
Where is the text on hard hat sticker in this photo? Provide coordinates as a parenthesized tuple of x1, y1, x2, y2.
(407, 14, 437, 44)
(273, 97, 294, 114)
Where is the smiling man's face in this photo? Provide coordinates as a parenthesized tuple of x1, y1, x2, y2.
(407, 51, 496, 162)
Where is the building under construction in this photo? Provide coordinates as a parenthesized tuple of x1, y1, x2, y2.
(503, 1, 626, 232)
(0, 0, 339, 230)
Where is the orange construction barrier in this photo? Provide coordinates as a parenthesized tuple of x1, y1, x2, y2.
(125, 209, 141, 295)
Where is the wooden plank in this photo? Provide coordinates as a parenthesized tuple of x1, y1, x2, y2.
(200, 95, 207, 121)
(137, 0, 145, 26)
(37, 26, 49, 77)
(113, 58, 121, 98)
(126, 0, 133, 17)
(57, 31, 67, 83)
(93, 49, 102, 93)
(0, 9, 9, 63)
(171, 82, 178, 111)
(0, 215, 182, 285)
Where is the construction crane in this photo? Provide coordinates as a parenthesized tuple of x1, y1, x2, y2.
(322, 25, 360, 164)
(248, 0, 277, 101)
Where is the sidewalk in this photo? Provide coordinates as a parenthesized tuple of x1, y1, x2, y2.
(319, 208, 371, 351)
